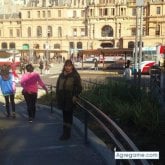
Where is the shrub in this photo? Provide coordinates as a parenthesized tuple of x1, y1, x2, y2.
(81, 79, 160, 134)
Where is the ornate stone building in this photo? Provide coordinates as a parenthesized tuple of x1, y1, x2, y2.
(0, 0, 165, 59)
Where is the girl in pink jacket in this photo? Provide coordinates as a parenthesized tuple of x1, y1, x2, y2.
(20, 64, 48, 122)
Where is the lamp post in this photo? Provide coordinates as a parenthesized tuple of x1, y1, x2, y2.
(45, 6, 49, 62)
(45, 3, 53, 62)
(135, 0, 144, 85)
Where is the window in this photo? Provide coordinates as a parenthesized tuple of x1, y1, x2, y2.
(131, 27, 136, 36)
(10, 29, 13, 37)
(132, 8, 136, 16)
(47, 10, 51, 17)
(155, 24, 160, 36)
(103, 8, 108, 16)
(2, 42, 7, 49)
(27, 11, 30, 18)
(81, 28, 85, 36)
(58, 26, 62, 37)
(77, 42, 82, 49)
(42, 0, 46, 7)
(156, 7, 161, 15)
(74, 0, 76, 6)
(9, 42, 15, 49)
(37, 11, 40, 18)
(128, 41, 134, 48)
(37, 26, 42, 37)
(16, 29, 20, 37)
(73, 28, 77, 37)
(28, 27, 31, 37)
(101, 25, 113, 37)
(99, 8, 108, 16)
(111, 8, 115, 16)
(120, 8, 126, 16)
(90, 9, 93, 17)
(81, 10, 85, 17)
(54, 43, 60, 49)
(73, 10, 77, 17)
(43, 11, 46, 18)
(69, 42, 74, 49)
(34, 44, 39, 49)
(119, 23, 121, 37)
(99, 9, 102, 16)
(58, 10, 61, 17)
(47, 26, 52, 37)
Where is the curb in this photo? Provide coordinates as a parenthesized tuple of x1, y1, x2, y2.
(78, 70, 119, 75)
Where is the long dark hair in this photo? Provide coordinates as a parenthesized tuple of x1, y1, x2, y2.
(62, 59, 77, 73)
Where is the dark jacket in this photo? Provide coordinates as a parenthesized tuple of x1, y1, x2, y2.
(56, 71, 82, 111)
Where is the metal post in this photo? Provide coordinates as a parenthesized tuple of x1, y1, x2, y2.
(138, 6, 143, 86)
(50, 85, 53, 113)
(46, 5, 51, 62)
(135, 0, 144, 86)
(134, 6, 138, 81)
(84, 110, 88, 144)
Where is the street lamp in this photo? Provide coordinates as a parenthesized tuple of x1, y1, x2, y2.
(134, 0, 144, 84)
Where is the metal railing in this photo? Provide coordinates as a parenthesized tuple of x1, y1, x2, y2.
(45, 81, 151, 165)
(76, 96, 150, 165)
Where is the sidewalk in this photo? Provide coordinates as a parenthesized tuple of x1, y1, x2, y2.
(0, 92, 115, 165)
(33, 62, 119, 76)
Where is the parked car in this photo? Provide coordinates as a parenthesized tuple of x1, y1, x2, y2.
(131, 61, 156, 74)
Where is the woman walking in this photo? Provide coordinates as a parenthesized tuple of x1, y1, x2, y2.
(0, 64, 16, 118)
(20, 64, 48, 122)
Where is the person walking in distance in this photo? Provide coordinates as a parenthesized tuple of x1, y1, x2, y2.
(0, 64, 16, 118)
(123, 60, 132, 80)
(20, 64, 48, 122)
(56, 59, 82, 140)
(39, 59, 44, 74)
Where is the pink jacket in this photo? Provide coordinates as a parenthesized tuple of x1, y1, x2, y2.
(20, 72, 47, 93)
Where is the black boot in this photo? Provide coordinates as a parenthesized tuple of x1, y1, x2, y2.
(59, 125, 71, 141)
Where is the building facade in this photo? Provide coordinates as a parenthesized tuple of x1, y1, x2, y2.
(0, 0, 165, 60)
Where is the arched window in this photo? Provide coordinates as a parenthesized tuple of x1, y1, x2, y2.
(37, 26, 42, 37)
(69, 42, 74, 49)
(1, 42, 7, 49)
(101, 25, 113, 37)
(28, 27, 31, 37)
(128, 41, 134, 48)
(9, 42, 16, 49)
(77, 42, 82, 49)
